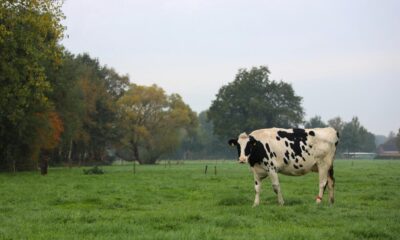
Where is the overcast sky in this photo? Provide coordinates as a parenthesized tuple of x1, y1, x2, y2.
(61, 0, 400, 136)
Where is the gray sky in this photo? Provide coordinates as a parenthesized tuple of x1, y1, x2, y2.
(62, 0, 400, 136)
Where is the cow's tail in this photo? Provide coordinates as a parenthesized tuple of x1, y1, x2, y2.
(328, 165, 335, 187)
(334, 130, 340, 149)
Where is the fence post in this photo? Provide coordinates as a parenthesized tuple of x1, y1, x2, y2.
(205, 165, 208, 174)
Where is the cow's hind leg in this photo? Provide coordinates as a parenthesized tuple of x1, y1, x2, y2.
(269, 171, 284, 205)
(327, 166, 335, 204)
(316, 165, 329, 204)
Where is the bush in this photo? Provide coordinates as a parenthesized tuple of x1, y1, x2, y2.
(83, 166, 104, 175)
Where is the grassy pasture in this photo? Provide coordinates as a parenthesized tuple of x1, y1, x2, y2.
(0, 160, 399, 240)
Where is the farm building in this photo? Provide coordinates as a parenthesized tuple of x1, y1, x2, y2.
(377, 138, 400, 159)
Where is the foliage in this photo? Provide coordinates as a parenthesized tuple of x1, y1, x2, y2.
(0, 0, 65, 171)
(339, 117, 376, 153)
(327, 116, 344, 132)
(0, 160, 399, 239)
(116, 84, 198, 164)
(304, 115, 327, 128)
(45, 53, 129, 166)
(170, 111, 235, 160)
(208, 66, 304, 139)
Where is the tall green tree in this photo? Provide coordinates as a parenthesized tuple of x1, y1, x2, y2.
(44, 52, 129, 166)
(117, 84, 197, 164)
(208, 66, 304, 139)
(0, 0, 65, 171)
(170, 111, 235, 160)
(340, 117, 375, 153)
(304, 115, 327, 128)
(66, 54, 129, 165)
(328, 116, 344, 133)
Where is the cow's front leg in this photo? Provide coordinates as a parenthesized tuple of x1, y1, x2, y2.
(269, 171, 284, 205)
(253, 175, 262, 207)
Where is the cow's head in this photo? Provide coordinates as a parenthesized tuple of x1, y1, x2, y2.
(228, 132, 258, 164)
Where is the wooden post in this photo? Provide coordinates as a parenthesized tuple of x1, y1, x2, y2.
(214, 165, 217, 175)
(205, 165, 208, 174)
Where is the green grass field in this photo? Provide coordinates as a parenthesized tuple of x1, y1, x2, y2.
(1, 160, 399, 240)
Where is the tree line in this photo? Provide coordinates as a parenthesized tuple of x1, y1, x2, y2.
(1, 1, 396, 172)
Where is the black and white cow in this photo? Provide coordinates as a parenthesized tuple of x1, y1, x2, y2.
(229, 127, 339, 206)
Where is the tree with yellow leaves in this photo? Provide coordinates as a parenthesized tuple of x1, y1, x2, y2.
(117, 84, 197, 164)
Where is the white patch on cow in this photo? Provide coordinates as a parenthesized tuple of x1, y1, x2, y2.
(237, 132, 249, 163)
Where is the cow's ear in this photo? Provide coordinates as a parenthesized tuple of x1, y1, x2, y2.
(228, 139, 238, 146)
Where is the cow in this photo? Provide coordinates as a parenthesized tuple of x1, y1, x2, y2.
(228, 127, 339, 206)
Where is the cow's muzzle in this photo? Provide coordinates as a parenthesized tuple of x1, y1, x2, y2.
(238, 156, 247, 164)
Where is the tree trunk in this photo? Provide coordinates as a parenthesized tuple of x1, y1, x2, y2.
(68, 139, 72, 168)
(133, 144, 141, 164)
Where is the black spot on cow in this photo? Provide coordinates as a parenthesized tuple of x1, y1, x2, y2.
(265, 143, 271, 153)
(244, 136, 268, 167)
(276, 136, 281, 141)
(270, 152, 274, 159)
(291, 152, 295, 159)
(293, 165, 299, 169)
(335, 141, 339, 147)
(295, 158, 299, 163)
(301, 145, 306, 151)
(273, 152, 277, 157)
(309, 145, 313, 148)
(255, 181, 258, 185)
(263, 161, 268, 166)
(270, 161, 274, 166)
(299, 164, 303, 167)
(278, 128, 309, 158)
(285, 150, 290, 159)
(285, 141, 289, 147)
(284, 158, 289, 164)
(302, 156, 306, 161)
(309, 131, 315, 136)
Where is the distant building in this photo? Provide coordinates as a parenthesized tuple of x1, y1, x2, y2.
(377, 138, 400, 159)
(343, 152, 376, 159)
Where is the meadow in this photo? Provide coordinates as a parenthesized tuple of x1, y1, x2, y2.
(0, 160, 399, 240)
